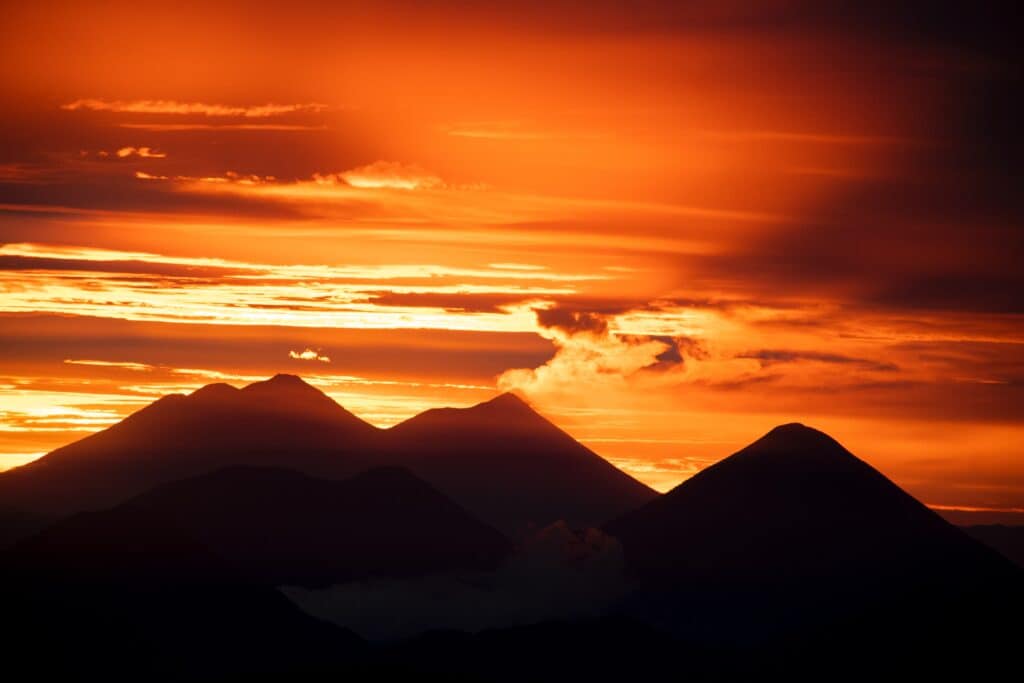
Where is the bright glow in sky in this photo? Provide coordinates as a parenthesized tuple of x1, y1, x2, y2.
(1, 1, 1022, 522)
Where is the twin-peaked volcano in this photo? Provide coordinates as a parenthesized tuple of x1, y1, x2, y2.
(0, 375, 379, 520)
(0, 375, 655, 537)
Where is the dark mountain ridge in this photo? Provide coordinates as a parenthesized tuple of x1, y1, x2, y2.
(0, 376, 655, 538)
(6, 465, 510, 587)
(384, 391, 656, 534)
(606, 422, 1011, 582)
(2, 399, 1020, 680)
(0, 375, 380, 522)
(604, 423, 1019, 644)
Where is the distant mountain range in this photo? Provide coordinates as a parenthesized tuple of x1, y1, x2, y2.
(9, 465, 511, 587)
(0, 374, 655, 538)
(0, 375, 1020, 681)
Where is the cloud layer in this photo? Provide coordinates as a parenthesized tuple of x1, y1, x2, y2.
(1, 0, 1022, 520)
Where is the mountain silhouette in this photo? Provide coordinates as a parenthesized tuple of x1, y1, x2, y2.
(606, 422, 1012, 581)
(604, 423, 1018, 642)
(17, 465, 511, 587)
(2, 495, 361, 681)
(962, 524, 1024, 567)
(2, 404, 1020, 681)
(0, 377, 655, 537)
(384, 392, 657, 534)
(0, 374, 380, 520)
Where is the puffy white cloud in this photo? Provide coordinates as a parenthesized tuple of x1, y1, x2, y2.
(288, 348, 331, 363)
(498, 307, 671, 398)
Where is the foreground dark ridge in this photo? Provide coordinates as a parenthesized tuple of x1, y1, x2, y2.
(2, 416, 1020, 682)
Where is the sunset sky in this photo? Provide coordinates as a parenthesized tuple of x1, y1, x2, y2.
(1, 1, 1021, 521)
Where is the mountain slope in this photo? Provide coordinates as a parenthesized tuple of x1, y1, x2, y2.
(0, 378, 655, 538)
(71, 465, 512, 586)
(962, 524, 1024, 567)
(0, 374, 379, 518)
(606, 423, 1012, 581)
(2, 496, 362, 681)
(384, 393, 657, 534)
(604, 423, 1018, 643)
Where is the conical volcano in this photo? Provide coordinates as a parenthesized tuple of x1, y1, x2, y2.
(384, 392, 657, 534)
(606, 423, 1013, 582)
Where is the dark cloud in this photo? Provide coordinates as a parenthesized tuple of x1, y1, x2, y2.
(653, 337, 682, 364)
(535, 307, 609, 336)
(737, 349, 899, 373)
(0, 255, 257, 279)
(364, 291, 535, 314)
(0, 313, 554, 382)
(694, 80, 1024, 315)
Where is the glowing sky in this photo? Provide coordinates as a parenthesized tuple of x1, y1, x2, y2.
(1, 1, 1022, 522)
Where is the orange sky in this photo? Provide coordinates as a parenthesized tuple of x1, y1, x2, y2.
(1, 1, 1022, 522)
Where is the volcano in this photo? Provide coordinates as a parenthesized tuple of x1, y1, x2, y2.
(384, 392, 657, 534)
(0, 377, 655, 540)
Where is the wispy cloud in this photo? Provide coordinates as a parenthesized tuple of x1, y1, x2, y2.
(135, 169, 273, 184)
(699, 129, 918, 146)
(61, 99, 328, 118)
(332, 161, 445, 190)
(118, 122, 327, 132)
(63, 359, 156, 371)
(0, 242, 592, 332)
(927, 503, 1024, 514)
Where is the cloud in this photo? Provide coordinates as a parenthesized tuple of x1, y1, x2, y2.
(334, 161, 445, 190)
(115, 147, 166, 159)
(117, 122, 326, 132)
(737, 349, 898, 372)
(364, 291, 541, 314)
(134, 170, 273, 184)
(60, 99, 328, 118)
(133, 170, 169, 180)
(498, 307, 670, 397)
(535, 308, 609, 336)
(62, 359, 155, 371)
(289, 348, 331, 363)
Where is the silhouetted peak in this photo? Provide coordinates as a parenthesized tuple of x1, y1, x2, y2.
(475, 392, 533, 413)
(189, 382, 240, 401)
(730, 422, 864, 474)
(244, 373, 315, 392)
(759, 422, 843, 450)
(393, 391, 550, 434)
(240, 374, 335, 403)
(107, 392, 186, 428)
(770, 422, 809, 433)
